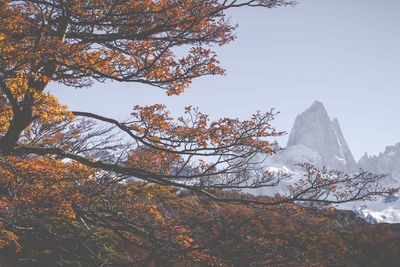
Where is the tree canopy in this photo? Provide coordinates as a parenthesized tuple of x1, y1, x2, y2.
(0, 0, 398, 265)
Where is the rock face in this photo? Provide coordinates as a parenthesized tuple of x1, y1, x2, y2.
(358, 143, 400, 185)
(286, 101, 357, 171)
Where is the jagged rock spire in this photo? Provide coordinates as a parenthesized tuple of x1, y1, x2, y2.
(287, 101, 357, 171)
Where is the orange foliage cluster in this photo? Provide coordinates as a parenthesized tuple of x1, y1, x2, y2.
(0, 156, 93, 253)
(0, 0, 231, 96)
(128, 104, 281, 154)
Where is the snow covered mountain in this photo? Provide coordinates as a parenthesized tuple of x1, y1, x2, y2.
(255, 101, 400, 223)
(354, 143, 400, 223)
(287, 100, 357, 172)
(251, 101, 357, 196)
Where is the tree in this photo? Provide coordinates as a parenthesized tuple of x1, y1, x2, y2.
(0, 0, 397, 265)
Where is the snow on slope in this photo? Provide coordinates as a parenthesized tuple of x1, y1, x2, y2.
(355, 206, 400, 224)
(248, 144, 321, 197)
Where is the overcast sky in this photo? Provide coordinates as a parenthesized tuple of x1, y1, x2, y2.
(52, 0, 400, 161)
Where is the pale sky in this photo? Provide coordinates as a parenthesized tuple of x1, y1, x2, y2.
(52, 0, 400, 161)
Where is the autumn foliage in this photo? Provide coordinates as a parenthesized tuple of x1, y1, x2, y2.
(1, 181, 400, 266)
(0, 0, 398, 266)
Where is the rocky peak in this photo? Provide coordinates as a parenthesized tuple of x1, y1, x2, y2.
(331, 118, 358, 170)
(287, 101, 357, 171)
(358, 143, 400, 183)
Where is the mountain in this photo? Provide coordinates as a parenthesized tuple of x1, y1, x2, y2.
(353, 143, 400, 223)
(250, 101, 357, 196)
(358, 143, 400, 185)
(253, 101, 400, 223)
(286, 100, 357, 172)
